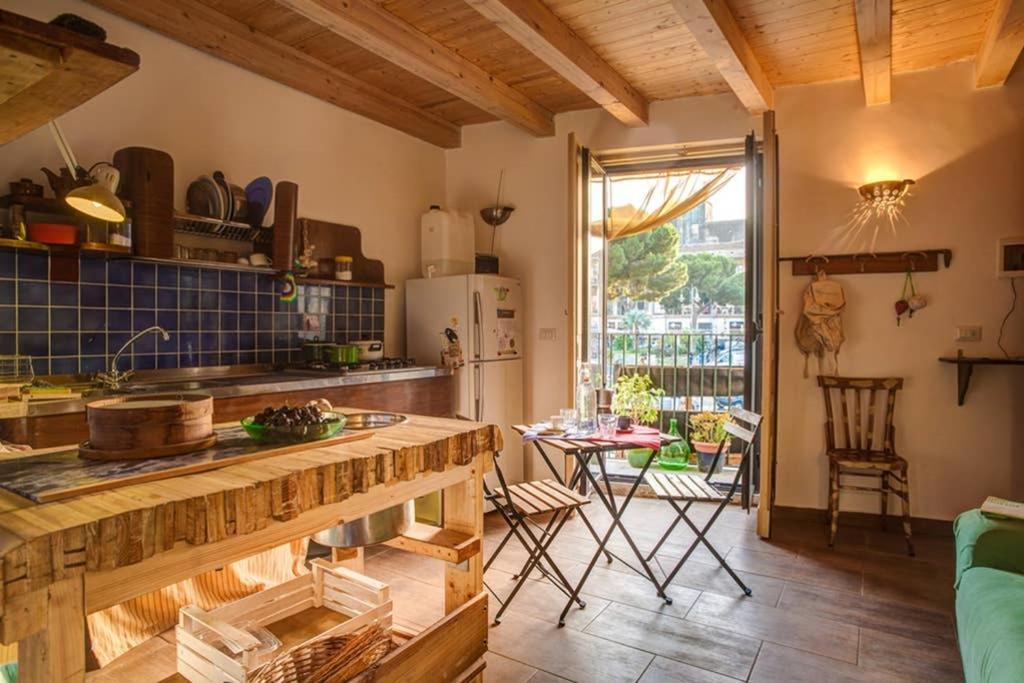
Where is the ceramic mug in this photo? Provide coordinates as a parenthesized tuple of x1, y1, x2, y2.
(249, 253, 272, 267)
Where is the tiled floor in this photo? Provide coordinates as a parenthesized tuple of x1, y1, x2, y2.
(363, 498, 963, 683)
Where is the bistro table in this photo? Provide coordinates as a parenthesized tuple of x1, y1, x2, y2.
(511, 425, 680, 626)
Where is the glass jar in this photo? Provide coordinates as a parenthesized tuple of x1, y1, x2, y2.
(109, 217, 132, 248)
(334, 255, 353, 281)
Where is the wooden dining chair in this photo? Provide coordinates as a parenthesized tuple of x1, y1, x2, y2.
(818, 376, 913, 555)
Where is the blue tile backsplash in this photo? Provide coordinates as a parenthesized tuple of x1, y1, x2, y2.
(0, 249, 385, 375)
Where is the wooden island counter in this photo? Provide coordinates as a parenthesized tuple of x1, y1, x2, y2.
(0, 411, 499, 682)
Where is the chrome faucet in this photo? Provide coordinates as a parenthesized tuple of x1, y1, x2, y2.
(96, 326, 171, 390)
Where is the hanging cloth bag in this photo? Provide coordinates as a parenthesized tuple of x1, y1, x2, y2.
(795, 270, 846, 377)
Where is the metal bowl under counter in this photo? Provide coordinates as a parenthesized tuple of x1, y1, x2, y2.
(312, 500, 414, 548)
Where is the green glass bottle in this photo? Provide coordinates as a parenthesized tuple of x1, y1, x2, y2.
(658, 418, 691, 470)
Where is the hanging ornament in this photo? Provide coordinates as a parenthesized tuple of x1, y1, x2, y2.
(895, 268, 926, 326)
(894, 297, 909, 325)
(278, 272, 298, 303)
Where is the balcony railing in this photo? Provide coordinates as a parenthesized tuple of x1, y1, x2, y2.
(601, 331, 746, 436)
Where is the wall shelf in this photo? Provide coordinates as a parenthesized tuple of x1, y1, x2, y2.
(939, 350, 1024, 406)
(295, 276, 394, 289)
(0, 9, 140, 146)
(295, 218, 389, 288)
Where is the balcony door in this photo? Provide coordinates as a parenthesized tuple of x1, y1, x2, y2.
(574, 141, 762, 502)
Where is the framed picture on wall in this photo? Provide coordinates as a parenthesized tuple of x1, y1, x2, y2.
(998, 237, 1024, 277)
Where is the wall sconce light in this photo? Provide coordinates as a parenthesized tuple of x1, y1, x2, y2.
(838, 178, 916, 253)
(858, 179, 915, 208)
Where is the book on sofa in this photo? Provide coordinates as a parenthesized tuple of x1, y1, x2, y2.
(981, 496, 1024, 521)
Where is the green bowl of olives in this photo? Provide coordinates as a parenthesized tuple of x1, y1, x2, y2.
(241, 405, 346, 444)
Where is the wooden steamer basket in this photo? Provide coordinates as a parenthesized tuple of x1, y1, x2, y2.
(81, 393, 216, 460)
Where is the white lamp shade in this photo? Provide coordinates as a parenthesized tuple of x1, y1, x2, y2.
(65, 183, 126, 222)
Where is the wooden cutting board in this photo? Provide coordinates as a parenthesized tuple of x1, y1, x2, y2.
(0, 425, 372, 504)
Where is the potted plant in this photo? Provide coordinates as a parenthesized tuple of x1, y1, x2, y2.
(611, 373, 663, 468)
(689, 411, 730, 473)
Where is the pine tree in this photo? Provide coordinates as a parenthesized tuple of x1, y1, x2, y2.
(607, 225, 688, 301)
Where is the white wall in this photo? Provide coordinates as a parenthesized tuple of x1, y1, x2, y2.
(775, 62, 1024, 520)
(447, 63, 1024, 520)
(0, 0, 447, 355)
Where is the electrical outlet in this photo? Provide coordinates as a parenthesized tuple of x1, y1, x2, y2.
(538, 328, 557, 341)
(955, 325, 982, 342)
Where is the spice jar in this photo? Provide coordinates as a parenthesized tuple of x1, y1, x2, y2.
(334, 255, 353, 281)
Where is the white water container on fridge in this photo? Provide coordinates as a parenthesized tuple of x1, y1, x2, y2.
(421, 206, 475, 277)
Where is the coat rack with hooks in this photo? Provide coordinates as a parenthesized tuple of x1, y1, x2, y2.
(779, 249, 952, 276)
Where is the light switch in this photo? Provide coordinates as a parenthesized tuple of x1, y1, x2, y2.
(538, 328, 557, 341)
(955, 325, 982, 342)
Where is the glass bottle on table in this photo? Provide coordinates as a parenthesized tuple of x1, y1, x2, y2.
(658, 418, 692, 470)
(575, 362, 597, 435)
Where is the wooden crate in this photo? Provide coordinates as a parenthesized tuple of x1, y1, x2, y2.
(175, 560, 392, 682)
(175, 561, 490, 683)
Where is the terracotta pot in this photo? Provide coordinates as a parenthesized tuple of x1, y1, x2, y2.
(693, 440, 727, 473)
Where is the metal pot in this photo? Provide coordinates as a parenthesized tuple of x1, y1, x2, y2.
(311, 500, 414, 548)
(302, 339, 329, 364)
(324, 344, 360, 365)
(352, 340, 383, 361)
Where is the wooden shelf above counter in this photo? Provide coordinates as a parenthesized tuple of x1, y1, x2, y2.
(296, 276, 395, 289)
(0, 9, 139, 145)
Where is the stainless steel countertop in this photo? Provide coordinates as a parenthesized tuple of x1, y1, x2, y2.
(17, 364, 452, 418)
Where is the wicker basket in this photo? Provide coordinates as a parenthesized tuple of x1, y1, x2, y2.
(176, 560, 393, 682)
(249, 623, 392, 683)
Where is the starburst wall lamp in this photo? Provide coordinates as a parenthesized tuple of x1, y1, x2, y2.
(837, 177, 916, 252)
(858, 178, 915, 215)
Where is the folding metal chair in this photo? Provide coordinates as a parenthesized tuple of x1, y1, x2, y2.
(483, 451, 591, 625)
(642, 406, 763, 597)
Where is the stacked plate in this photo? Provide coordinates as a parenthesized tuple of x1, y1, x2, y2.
(185, 173, 273, 230)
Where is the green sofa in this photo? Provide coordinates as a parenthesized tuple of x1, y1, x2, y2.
(954, 509, 1024, 683)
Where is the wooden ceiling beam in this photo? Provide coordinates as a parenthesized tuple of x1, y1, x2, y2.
(669, 0, 773, 114)
(854, 0, 892, 105)
(277, 0, 554, 136)
(975, 0, 1024, 88)
(466, 0, 648, 127)
(84, 0, 461, 148)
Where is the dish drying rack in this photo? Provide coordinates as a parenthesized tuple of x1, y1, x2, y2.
(173, 212, 272, 244)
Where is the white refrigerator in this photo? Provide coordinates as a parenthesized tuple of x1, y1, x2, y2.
(406, 275, 524, 487)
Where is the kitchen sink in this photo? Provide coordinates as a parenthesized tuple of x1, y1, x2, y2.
(119, 379, 226, 393)
(343, 412, 408, 430)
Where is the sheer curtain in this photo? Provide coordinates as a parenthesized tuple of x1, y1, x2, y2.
(604, 167, 738, 240)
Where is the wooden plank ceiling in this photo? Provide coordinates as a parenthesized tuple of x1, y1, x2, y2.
(87, 0, 1016, 147)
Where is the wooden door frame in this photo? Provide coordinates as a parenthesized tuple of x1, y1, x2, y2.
(561, 132, 583, 485)
(756, 110, 780, 539)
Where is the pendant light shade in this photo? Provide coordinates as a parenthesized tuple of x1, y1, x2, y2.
(65, 183, 126, 222)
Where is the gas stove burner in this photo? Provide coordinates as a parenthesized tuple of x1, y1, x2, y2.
(300, 357, 420, 373)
